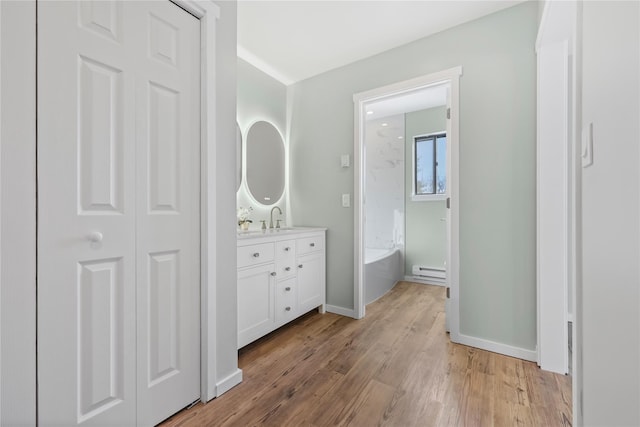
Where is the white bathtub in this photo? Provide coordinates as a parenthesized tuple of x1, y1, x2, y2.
(364, 247, 403, 305)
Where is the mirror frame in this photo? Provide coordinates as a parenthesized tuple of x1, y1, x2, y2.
(236, 122, 242, 192)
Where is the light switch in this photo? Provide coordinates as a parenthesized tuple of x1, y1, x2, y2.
(341, 154, 350, 168)
(342, 193, 351, 208)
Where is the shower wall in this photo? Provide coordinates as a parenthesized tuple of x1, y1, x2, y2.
(365, 114, 405, 249)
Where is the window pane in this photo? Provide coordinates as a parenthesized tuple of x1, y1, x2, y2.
(436, 136, 447, 194)
(416, 138, 434, 194)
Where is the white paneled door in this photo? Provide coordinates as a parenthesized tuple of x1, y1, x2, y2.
(37, 2, 201, 426)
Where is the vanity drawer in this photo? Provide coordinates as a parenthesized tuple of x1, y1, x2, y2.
(275, 277, 297, 322)
(237, 243, 275, 268)
(296, 235, 324, 256)
(275, 240, 296, 261)
(275, 240, 296, 278)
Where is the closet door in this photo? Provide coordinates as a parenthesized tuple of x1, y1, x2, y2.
(132, 2, 201, 425)
(37, 2, 200, 426)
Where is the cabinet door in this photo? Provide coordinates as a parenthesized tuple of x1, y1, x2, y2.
(297, 252, 325, 313)
(238, 264, 275, 348)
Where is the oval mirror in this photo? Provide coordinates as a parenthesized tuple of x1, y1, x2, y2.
(246, 121, 285, 205)
(236, 123, 242, 192)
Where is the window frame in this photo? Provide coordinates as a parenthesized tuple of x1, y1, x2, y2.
(411, 131, 448, 202)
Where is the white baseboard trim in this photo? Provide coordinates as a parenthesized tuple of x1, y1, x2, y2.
(404, 275, 446, 286)
(215, 368, 243, 397)
(451, 332, 538, 362)
(326, 304, 356, 318)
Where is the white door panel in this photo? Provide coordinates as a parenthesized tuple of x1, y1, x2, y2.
(134, 2, 200, 424)
(38, 2, 200, 426)
(38, 2, 136, 425)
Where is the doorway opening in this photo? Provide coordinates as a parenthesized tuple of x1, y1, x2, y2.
(353, 67, 462, 343)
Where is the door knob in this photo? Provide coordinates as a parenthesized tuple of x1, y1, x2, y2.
(87, 231, 103, 243)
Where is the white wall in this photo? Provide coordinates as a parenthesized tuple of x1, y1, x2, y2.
(581, 1, 640, 425)
(0, 2, 37, 425)
(365, 115, 405, 250)
(211, 0, 241, 397)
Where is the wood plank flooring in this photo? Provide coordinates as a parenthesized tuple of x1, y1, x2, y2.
(161, 281, 572, 426)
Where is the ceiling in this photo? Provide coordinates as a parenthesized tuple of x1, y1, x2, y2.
(238, 0, 527, 85)
(364, 83, 448, 121)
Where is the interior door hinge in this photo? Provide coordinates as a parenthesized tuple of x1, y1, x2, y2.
(447, 108, 451, 119)
(446, 197, 450, 209)
(446, 287, 450, 299)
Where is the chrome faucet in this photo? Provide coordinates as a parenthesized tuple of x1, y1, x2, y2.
(269, 206, 282, 229)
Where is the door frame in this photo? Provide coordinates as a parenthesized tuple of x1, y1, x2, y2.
(535, 0, 578, 378)
(170, 0, 231, 402)
(352, 67, 462, 344)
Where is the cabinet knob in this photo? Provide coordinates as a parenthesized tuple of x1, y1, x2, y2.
(87, 231, 103, 243)
(310, 243, 315, 247)
(285, 267, 291, 271)
(253, 252, 260, 258)
(270, 272, 276, 276)
(284, 247, 291, 252)
(285, 287, 291, 291)
(285, 307, 291, 311)
(298, 264, 303, 269)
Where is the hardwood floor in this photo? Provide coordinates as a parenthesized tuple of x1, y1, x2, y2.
(161, 282, 572, 426)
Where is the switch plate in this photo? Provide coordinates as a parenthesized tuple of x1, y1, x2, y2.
(341, 193, 351, 208)
(341, 154, 350, 168)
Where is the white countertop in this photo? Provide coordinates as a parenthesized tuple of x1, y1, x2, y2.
(236, 226, 327, 241)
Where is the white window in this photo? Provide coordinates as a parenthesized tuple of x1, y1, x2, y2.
(412, 132, 447, 201)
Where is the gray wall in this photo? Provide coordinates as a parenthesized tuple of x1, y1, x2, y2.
(237, 58, 288, 227)
(237, 58, 287, 132)
(289, 2, 538, 350)
(404, 106, 447, 275)
(581, 1, 640, 424)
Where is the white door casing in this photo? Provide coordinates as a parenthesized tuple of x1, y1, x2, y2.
(536, 39, 570, 375)
(353, 67, 462, 336)
(535, 0, 577, 377)
(445, 85, 452, 334)
(38, 2, 200, 426)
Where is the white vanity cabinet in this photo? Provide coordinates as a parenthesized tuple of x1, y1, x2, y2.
(237, 228, 326, 348)
(296, 235, 326, 313)
(237, 242, 276, 346)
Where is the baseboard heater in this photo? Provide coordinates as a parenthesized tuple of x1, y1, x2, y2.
(412, 265, 446, 283)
